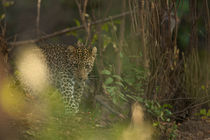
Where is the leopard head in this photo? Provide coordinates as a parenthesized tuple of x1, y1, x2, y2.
(67, 42, 97, 81)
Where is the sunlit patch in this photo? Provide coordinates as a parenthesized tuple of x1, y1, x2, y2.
(0, 79, 26, 117)
(121, 102, 153, 140)
(15, 44, 49, 94)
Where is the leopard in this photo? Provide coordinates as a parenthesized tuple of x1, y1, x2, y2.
(17, 41, 97, 114)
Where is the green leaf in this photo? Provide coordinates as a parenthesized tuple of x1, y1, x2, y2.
(113, 19, 121, 24)
(3, 1, 14, 7)
(207, 110, 210, 117)
(104, 77, 114, 85)
(113, 97, 117, 104)
(103, 35, 111, 49)
(66, 31, 77, 37)
(92, 34, 98, 43)
(113, 25, 117, 31)
(201, 116, 207, 119)
(74, 19, 81, 26)
(112, 75, 122, 81)
(201, 85, 205, 90)
(153, 122, 159, 127)
(78, 38, 83, 43)
(194, 113, 200, 116)
(0, 14, 5, 20)
(102, 23, 109, 32)
(156, 102, 161, 108)
(200, 109, 206, 115)
(112, 43, 117, 49)
(120, 52, 123, 58)
(165, 109, 172, 115)
(139, 51, 143, 57)
(163, 104, 173, 109)
(107, 86, 115, 93)
(101, 69, 111, 75)
(115, 81, 124, 87)
(126, 94, 138, 102)
(137, 97, 144, 103)
(160, 112, 165, 121)
(124, 77, 135, 85)
(119, 93, 127, 101)
(25, 130, 35, 136)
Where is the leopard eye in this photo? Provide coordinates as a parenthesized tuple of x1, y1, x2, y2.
(73, 64, 78, 67)
(85, 64, 91, 69)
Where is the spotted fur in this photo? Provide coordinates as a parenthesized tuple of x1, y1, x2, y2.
(38, 41, 97, 113)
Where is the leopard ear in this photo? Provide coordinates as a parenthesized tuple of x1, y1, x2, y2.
(92, 47, 97, 57)
(68, 45, 76, 53)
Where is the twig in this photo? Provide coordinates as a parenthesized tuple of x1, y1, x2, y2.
(139, 0, 148, 69)
(116, 0, 126, 77)
(74, 0, 91, 46)
(75, 0, 89, 33)
(36, 0, 42, 36)
(159, 95, 210, 102)
(174, 99, 210, 115)
(8, 10, 133, 46)
(95, 95, 127, 119)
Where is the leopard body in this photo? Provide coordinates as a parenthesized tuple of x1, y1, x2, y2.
(18, 41, 97, 113)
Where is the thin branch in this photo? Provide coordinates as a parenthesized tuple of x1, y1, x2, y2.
(173, 99, 210, 115)
(159, 95, 210, 102)
(116, 0, 126, 76)
(139, 0, 148, 69)
(75, 0, 89, 34)
(75, 0, 85, 28)
(83, 0, 88, 15)
(75, 0, 92, 46)
(36, 0, 42, 36)
(95, 95, 127, 119)
(8, 10, 133, 46)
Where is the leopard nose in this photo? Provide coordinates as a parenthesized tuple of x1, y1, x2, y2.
(80, 75, 88, 80)
(77, 76, 87, 81)
(78, 77, 84, 80)
(77, 71, 88, 80)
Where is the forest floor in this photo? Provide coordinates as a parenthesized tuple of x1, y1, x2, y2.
(2, 104, 210, 140)
(176, 118, 210, 140)
(0, 91, 209, 140)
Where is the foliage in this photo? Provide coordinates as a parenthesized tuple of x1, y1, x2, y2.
(24, 88, 128, 140)
(99, 19, 179, 139)
(1, 0, 209, 139)
(169, 123, 178, 140)
(0, 0, 14, 22)
(101, 67, 127, 104)
(195, 109, 210, 119)
(2, 0, 14, 7)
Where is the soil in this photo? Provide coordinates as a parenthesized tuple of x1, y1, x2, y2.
(177, 118, 210, 140)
